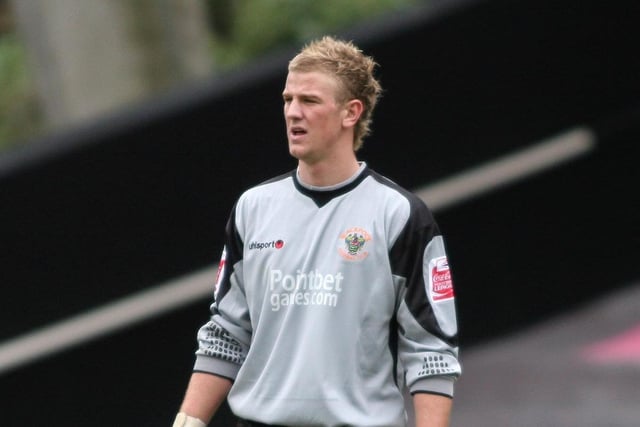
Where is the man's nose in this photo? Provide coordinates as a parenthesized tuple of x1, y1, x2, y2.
(286, 99, 302, 118)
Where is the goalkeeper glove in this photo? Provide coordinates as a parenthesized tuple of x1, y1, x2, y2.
(172, 412, 207, 427)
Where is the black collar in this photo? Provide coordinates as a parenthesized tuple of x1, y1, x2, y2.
(292, 166, 370, 208)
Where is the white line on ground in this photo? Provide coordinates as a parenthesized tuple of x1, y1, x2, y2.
(414, 127, 596, 210)
(0, 266, 217, 374)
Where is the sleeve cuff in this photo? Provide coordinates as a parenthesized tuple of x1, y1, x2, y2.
(193, 355, 241, 380)
(409, 376, 455, 398)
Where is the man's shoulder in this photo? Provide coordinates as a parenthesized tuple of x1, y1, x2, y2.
(366, 169, 419, 199)
(238, 170, 295, 200)
(257, 170, 296, 187)
(366, 168, 433, 214)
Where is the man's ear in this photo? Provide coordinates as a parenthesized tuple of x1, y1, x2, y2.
(342, 99, 364, 128)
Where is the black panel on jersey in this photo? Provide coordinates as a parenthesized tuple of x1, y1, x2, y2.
(381, 177, 458, 347)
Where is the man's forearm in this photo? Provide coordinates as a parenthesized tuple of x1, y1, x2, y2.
(413, 392, 453, 427)
(178, 372, 233, 424)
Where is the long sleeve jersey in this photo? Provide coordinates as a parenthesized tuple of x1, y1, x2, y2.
(193, 163, 461, 426)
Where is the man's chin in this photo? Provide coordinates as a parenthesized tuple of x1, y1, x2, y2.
(288, 145, 305, 160)
(289, 144, 321, 164)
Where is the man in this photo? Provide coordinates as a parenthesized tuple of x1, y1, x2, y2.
(173, 35, 461, 427)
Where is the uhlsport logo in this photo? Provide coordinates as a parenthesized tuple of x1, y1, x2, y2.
(338, 227, 371, 261)
(249, 239, 285, 250)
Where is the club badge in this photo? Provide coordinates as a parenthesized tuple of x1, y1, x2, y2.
(338, 227, 371, 261)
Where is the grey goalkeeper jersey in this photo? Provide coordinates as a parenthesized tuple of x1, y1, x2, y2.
(193, 163, 461, 426)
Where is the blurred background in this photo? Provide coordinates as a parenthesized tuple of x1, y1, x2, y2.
(0, 0, 421, 152)
(1, 0, 638, 425)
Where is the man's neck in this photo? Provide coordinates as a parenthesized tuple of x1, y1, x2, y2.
(297, 155, 360, 187)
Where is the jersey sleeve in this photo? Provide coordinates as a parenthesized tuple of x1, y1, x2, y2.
(193, 203, 252, 380)
(390, 197, 462, 398)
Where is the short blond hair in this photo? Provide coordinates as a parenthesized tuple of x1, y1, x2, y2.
(288, 36, 382, 151)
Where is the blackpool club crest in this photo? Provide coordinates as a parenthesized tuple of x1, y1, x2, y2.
(338, 227, 371, 261)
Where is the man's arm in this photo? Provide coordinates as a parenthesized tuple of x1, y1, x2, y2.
(413, 393, 453, 427)
(176, 372, 233, 425)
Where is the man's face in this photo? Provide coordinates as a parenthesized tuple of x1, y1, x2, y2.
(282, 71, 349, 164)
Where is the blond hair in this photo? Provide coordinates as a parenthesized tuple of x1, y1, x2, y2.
(288, 36, 382, 151)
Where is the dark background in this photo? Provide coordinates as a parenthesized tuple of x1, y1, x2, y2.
(1, 0, 638, 425)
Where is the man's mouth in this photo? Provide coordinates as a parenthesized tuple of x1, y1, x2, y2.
(290, 126, 307, 136)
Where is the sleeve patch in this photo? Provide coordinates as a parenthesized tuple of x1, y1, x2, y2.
(429, 256, 454, 302)
(214, 247, 227, 299)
